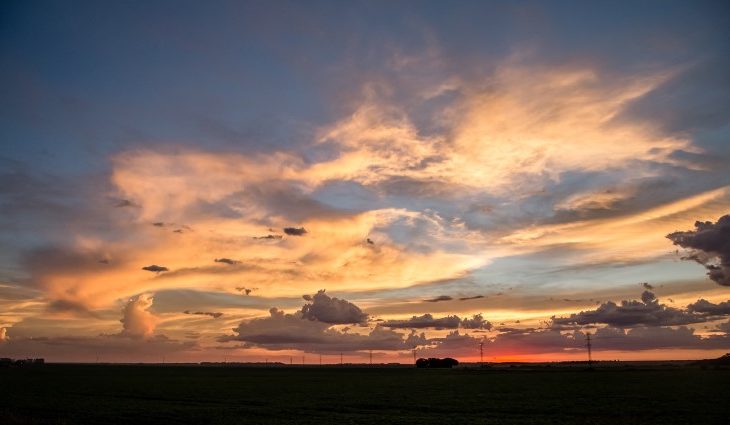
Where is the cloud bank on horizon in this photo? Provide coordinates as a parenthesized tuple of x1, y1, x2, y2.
(1, 1, 729, 361)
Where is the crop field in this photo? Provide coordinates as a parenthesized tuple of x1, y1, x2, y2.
(1, 364, 728, 424)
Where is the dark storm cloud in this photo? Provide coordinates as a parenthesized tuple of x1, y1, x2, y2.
(667, 214, 730, 286)
(283, 227, 307, 236)
(424, 295, 453, 303)
(142, 265, 169, 273)
(214, 258, 240, 265)
(300, 290, 368, 324)
(381, 313, 491, 330)
(183, 310, 223, 319)
(551, 291, 712, 328)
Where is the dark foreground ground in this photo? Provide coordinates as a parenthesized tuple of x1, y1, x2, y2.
(1, 364, 728, 424)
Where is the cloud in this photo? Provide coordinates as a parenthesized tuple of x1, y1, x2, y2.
(381, 313, 491, 330)
(46, 299, 98, 317)
(119, 294, 157, 339)
(551, 291, 713, 328)
(142, 265, 169, 273)
(0, 327, 7, 342)
(381, 314, 461, 329)
(223, 307, 425, 353)
(214, 258, 240, 265)
(283, 227, 307, 236)
(253, 234, 282, 240)
(716, 320, 730, 334)
(641, 282, 654, 290)
(115, 199, 136, 208)
(667, 214, 730, 286)
(459, 295, 484, 301)
(183, 310, 223, 319)
(0, 334, 195, 362)
(300, 290, 368, 324)
(686, 299, 730, 316)
(424, 295, 453, 303)
(461, 314, 492, 330)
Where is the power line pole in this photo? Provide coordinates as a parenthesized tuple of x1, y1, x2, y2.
(369, 350, 372, 366)
(412, 347, 417, 365)
(586, 332, 593, 366)
(479, 341, 484, 368)
(319, 354, 322, 366)
(340, 352, 343, 366)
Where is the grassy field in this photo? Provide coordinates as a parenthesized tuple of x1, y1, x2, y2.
(1, 364, 728, 424)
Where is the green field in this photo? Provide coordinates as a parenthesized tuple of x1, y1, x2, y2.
(1, 364, 728, 424)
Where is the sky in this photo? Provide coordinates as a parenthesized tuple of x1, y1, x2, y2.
(1, 0, 729, 363)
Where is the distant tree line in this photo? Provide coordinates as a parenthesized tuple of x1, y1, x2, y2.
(0, 358, 45, 367)
(416, 357, 459, 368)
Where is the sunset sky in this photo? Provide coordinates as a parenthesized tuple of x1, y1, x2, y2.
(1, 0, 729, 363)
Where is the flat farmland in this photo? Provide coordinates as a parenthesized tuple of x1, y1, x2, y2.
(1, 364, 728, 424)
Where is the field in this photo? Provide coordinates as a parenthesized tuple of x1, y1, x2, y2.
(1, 364, 728, 424)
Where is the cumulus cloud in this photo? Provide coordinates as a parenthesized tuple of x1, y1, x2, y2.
(667, 214, 730, 285)
(183, 310, 223, 319)
(461, 314, 492, 330)
(686, 299, 730, 316)
(381, 314, 461, 329)
(142, 265, 169, 273)
(283, 227, 307, 236)
(301, 290, 368, 324)
(223, 307, 425, 353)
(551, 291, 716, 328)
(120, 294, 157, 339)
(381, 313, 491, 330)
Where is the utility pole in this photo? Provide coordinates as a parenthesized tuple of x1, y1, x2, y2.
(412, 347, 417, 365)
(340, 352, 343, 366)
(302, 355, 305, 366)
(369, 350, 373, 366)
(479, 341, 484, 368)
(319, 354, 322, 366)
(586, 332, 593, 366)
